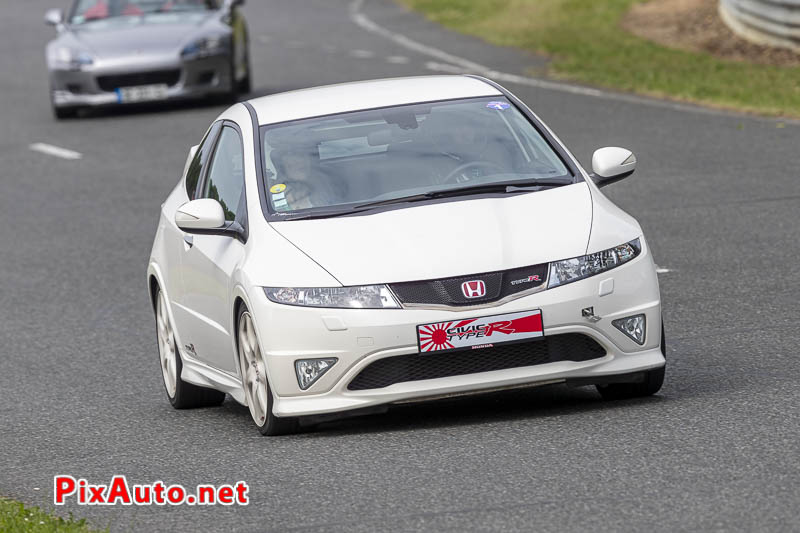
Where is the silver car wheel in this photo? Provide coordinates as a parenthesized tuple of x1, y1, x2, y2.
(238, 311, 269, 427)
(156, 290, 177, 398)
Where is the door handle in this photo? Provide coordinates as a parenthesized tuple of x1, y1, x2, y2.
(183, 234, 194, 248)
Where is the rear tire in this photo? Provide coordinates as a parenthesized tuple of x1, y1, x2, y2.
(237, 304, 298, 436)
(596, 321, 666, 400)
(155, 287, 225, 409)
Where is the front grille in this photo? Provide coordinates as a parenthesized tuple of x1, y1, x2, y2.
(347, 333, 606, 390)
(390, 263, 548, 307)
(97, 69, 181, 92)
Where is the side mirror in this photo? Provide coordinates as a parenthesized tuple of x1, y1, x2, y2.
(591, 147, 636, 187)
(175, 199, 225, 231)
(44, 8, 64, 26)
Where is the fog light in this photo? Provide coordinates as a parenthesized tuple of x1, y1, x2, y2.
(612, 314, 646, 345)
(295, 358, 337, 390)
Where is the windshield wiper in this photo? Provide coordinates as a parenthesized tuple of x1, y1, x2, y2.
(280, 179, 572, 221)
(351, 179, 572, 210)
(281, 192, 438, 220)
(272, 208, 376, 221)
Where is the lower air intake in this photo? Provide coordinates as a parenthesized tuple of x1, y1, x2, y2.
(347, 333, 606, 391)
(97, 69, 181, 92)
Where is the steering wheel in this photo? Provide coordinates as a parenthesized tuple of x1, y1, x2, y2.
(442, 161, 505, 184)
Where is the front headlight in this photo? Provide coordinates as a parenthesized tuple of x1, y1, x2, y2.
(264, 285, 400, 309)
(548, 238, 641, 288)
(52, 47, 93, 70)
(181, 36, 227, 58)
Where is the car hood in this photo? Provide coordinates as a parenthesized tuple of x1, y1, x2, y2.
(269, 183, 594, 286)
(71, 17, 213, 59)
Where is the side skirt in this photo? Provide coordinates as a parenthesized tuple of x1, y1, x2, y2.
(180, 351, 246, 405)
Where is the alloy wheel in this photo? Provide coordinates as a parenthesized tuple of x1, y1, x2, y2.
(156, 290, 177, 398)
(238, 311, 269, 426)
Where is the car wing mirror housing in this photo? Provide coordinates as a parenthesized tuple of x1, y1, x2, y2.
(175, 199, 226, 231)
(45, 8, 64, 27)
(591, 147, 636, 187)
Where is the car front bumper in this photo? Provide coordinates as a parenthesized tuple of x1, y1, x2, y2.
(251, 238, 664, 418)
(49, 53, 232, 108)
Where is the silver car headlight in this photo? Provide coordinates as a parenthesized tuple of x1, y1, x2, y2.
(264, 285, 400, 309)
(52, 47, 94, 70)
(548, 238, 641, 288)
(181, 36, 227, 58)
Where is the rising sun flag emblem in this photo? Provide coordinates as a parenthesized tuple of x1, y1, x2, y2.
(418, 319, 477, 352)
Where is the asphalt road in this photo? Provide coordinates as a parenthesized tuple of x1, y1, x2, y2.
(1, 1, 799, 531)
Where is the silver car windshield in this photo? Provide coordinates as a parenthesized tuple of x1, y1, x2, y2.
(261, 97, 574, 217)
(70, 0, 217, 24)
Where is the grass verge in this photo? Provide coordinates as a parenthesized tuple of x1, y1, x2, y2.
(398, 0, 800, 117)
(0, 498, 102, 533)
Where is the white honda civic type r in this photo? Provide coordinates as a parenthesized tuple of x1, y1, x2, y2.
(147, 75, 666, 435)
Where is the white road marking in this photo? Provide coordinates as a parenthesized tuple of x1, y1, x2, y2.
(386, 55, 410, 64)
(348, 0, 799, 124)
(350, 49, 375, 59)
(323, 45, 338, 53)
(29, 143, 82, 160)
(655, 267, 672, 274)
(286, 40, 306, 48)
(425, 61, 469, 74)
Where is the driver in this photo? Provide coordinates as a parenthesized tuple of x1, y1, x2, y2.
(273, 148, 337, 211)
(444, 127, 490, 164)
(82, 0, 157, 17)
(422, 111, 498, 182)
(83, 1, 109, 19)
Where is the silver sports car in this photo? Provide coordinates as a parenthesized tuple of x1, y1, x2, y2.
(44, 0, 250, 119)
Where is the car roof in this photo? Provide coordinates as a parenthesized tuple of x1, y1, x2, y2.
(246, 75, 502, 126)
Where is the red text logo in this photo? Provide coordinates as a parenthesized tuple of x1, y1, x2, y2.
(53, 475, 249, 506)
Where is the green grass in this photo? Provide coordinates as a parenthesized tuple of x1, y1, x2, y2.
(0, 498, 102, 533)
(399, 0, 800, 117)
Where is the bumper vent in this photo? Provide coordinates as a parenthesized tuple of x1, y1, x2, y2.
(390, 263, 548, 307)
(347, 334, 606, 391)
(97, 69, 181, 92)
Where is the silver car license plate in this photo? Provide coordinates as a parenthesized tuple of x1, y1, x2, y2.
(116, 84, 169, 103)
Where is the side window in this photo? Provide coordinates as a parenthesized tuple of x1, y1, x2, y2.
(202, 126, 245, 222)
(185, 122, 221, 200)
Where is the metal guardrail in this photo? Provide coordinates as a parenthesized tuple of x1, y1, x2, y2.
(719, 0, 800, 52)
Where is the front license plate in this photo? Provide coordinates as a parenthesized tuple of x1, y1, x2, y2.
(417, 309, 543, 353)
(115, 84, 168, 103)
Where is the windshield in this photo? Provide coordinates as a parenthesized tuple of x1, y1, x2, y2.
(261, 96, 575, 218)
(69, 0, 217, 24)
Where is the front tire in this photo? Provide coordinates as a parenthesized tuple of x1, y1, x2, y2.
(52, 105, 79, 120)
(50, 85, 80, 120)
(155, 288, 225, 409)
(237, 45, 252, 95)
(596, 321, 666, 400)
(237, 305, 298, 436)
